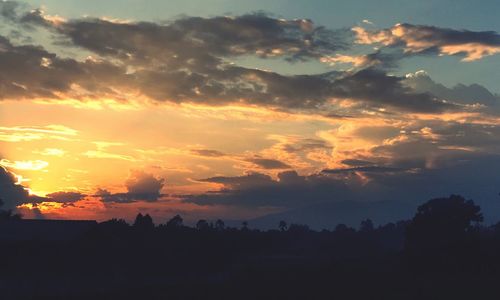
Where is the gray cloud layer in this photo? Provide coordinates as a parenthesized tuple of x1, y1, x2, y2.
(1, 2, 491, 114)
(187, 170, 350, 207)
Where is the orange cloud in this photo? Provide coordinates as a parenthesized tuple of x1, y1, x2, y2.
(353, 23, 500, 61)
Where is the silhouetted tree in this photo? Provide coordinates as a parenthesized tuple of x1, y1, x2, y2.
(133, 213, 143, 225)
(215, 219, 225, 231)
(166, 214, 183, 228)
(133, 213, 155, 230)
(360, 219, 374, 232)
(278, 220, 288, 232)
(405, 194, 483, 252)
(196, 219, 210, 231)
(241, 221, 248, 231)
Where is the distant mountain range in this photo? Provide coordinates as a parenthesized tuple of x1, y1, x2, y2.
(250, 200, 418, 230)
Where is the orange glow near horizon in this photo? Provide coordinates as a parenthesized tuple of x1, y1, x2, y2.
(2, 88, 499, 221)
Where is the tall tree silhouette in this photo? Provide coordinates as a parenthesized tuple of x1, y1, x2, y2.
(196, 219, 210, 231)
(360, 219, 374, 232)
(166, 214, 183, 228)
(133, 213, 155, 230)
(241, 221, 249, 231)
(405, 194, 483, 252)
(215, 219, 225, 231)
(278, 220, 288, 232)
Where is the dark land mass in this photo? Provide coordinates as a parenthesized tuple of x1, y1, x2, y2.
(1, 195, 500, 299)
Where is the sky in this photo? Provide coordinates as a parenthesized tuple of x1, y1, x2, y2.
(1, 0, 500, 228)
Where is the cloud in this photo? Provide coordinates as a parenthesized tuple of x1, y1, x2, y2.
(0, 166, 90, 212)
(96, 171, 165, 203)
(83, 150, 137, 161)
(0, 159, 49, 171)
(189, 147, 294, 170)
(320, 51, 398, 69)
(340, 159, 376, 167)
(45, 191, 86, 203)
(190, 149, 227, 158)
(353, 23, 500, 61)
(0, 34, 128, 101)
(278, 137, 332, 154)
(245, 154, 500, 229)
(44, 13, 347, 62)
(330, 68, 457, 113)
(245, 158, 291, 169)
(183, 151, 500, 225)
(322, 166, 404, 174)
(0, 4, 464, 115)
(321, 53, 379, 68)
(1, 17, 334, 110)
(185, 170, 351, 207)
(0, 125, 78, 142)
(0, 166, 44, 209)
(337, 119, 500, 173)
(197, 172, 274, 190)
(36, 148, 66, 157)
(0, 1, 25, 22)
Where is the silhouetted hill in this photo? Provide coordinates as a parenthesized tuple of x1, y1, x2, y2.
(250, 200, 416, 230)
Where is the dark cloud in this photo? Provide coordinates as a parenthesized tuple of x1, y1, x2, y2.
(186, 170, 350, 207)
(246, 158, 291, 169)
(282, 138, 332, 153)
(362, 51, 401, 69)
(330, 68, 457, 113)
(45, 191, 86, 203)
(322, 166, 404, 174)
(0, 4, 466, 114)
(340, 159, 376, 167)
(96, 171, 165, 204)
(190, 149, 226, 157)
(48, 14, 347, 63)
(197, 172, 274, 190)
(0, 166, 45, 209)
(0, 34, 128, 101)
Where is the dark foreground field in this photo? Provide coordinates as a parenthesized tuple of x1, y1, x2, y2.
(2, 195, 500, 299)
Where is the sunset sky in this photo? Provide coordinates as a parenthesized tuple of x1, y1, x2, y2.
(1, 0, 500, 227)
